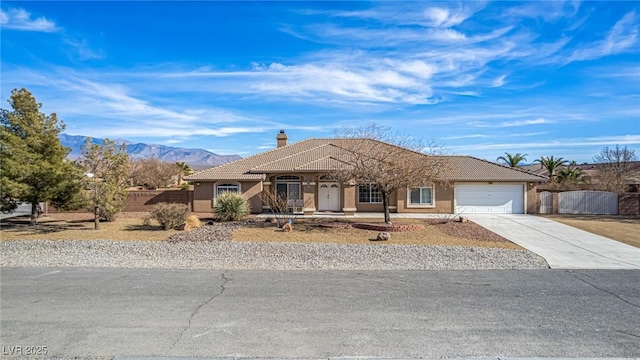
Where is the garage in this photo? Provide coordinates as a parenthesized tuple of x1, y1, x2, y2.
(455, 184, 524, 214)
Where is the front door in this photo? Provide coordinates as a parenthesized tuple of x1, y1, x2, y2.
(318, 183, 340, 211)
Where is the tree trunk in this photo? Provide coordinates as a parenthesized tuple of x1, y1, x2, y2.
(94, 206, 101, 230)
(30, 202, 39, 225)
(382, 191, 391, 224)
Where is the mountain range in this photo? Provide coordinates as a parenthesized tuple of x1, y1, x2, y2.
(59, 134, 242, 167)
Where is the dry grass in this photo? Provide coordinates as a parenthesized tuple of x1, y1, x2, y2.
(0, 213, 181, 241)
(233, 218, 521, 249)
(540, 214, 640, 248)
(1, 213, 521, 249)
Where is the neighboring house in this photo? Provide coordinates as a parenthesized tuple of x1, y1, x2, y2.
(521, 162, 640, 192)
(186, 131, 547, 215)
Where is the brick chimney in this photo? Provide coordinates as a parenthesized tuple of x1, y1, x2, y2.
(277, 130, 288, 148)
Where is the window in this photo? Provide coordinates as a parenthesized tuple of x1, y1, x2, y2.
(216, 183, 240, 196)
(275, 176, 301, 200)
(358, 184, 382, 203)
(409, 186, 433, 206)
(275, 175, 301, 181)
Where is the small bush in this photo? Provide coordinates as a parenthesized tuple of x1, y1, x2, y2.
(100, 206, 120, 222)
(148, 203, 190, 230)
(185, 214, 202, 229)
(214, 192, 250, 221)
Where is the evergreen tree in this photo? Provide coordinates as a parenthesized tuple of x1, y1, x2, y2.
(0, 88, 84, 223)
(81, 138, 130, 229)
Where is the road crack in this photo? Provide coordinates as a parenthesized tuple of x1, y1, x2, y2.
(615, 329, 640, 339)
(570, 270, 640, 309)
(165, 270, 230, 355)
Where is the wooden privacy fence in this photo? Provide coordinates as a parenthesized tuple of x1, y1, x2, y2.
(47, 190, 194, 213)
(558, 191, 618, 215)
(125, 190, 193, 212)
(619, 193, 640, 216)
(539, 191, 552, 214)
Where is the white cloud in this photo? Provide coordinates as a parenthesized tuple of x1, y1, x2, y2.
(449, 135, 640, 152)
(503, 2, 580, 22)
(499, 118, 553, 127)
(423, 7, 470, 28)
(491, 75, 507, 87)
(506, 132, 548, 137)
(64, 38, 104, 61)
(568, 11, 639, 62)
(246, 60, 435, 104)
(465, 118, 554, 128)
(0, 8, 59, 32)
(442, 134, 492, 140)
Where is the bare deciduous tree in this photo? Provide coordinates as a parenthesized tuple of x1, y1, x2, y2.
(331, 124, 449, 224)
(130, 158, 179, 190)
(259, 189, 311, 228)
(592, 145, 638, 193)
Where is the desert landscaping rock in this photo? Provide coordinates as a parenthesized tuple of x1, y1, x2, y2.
(0, 223, 549, 270)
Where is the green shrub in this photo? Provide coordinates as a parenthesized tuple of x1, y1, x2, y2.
(214, 192, 250, 221)
(148, 202, 190, 230)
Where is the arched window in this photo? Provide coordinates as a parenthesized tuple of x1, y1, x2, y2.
(319, 174, 336, 181)
(275, 175, 301, 181)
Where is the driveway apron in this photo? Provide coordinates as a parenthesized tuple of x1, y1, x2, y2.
(466, 214, 640, 269)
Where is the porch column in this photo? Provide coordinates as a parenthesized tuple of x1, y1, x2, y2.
(342, 182, 356, 215)
(262, 181, 271, 212)
(302, 178, 316, 215)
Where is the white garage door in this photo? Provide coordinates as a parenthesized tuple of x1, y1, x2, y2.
(455, 184, 524, 214)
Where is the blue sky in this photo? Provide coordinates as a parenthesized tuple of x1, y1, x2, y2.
(1, 1, 638, 163)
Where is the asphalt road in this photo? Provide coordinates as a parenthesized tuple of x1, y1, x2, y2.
(0, 202, 32, 220)
(1, 268, 639, 358)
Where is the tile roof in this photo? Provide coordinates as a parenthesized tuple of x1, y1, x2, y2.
(185, 138, 548, 182)
(442, 156, 548, 181)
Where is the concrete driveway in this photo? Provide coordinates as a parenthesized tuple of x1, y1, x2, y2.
(466, 214, 640, 269)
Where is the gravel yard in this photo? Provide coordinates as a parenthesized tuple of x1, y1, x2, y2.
(1, 223, 549, 270)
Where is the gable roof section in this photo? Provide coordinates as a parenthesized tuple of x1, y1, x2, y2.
(186, 138, 548, 182)
(249, 142, 355, 172)
(443, 156, 548, 182)
(185, 138, 336, 181)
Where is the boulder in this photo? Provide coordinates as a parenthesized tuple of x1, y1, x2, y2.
(376, 232, 391, 241)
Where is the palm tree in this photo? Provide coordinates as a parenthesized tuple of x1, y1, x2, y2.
(557, 167, 584, 185)
(175, 162, 192, 186)
(496, 152, 528, 167)
(534, 156, 569, 181)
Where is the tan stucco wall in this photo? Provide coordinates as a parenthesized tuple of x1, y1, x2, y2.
(526, 182, 537, 214)
(303, 183, 316, 214)
(192, 181, 262, 213)
(192, 182, 215, 212)
(242, 181, 263, 214)
(192, 180, 536, 215)
(396, 184, 453, 213)
(342, 184, 356, 214)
